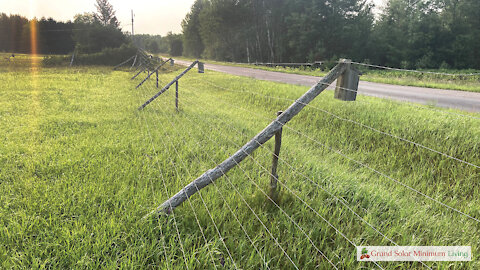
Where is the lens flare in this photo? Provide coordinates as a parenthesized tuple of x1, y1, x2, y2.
(30, 19, 39, 68)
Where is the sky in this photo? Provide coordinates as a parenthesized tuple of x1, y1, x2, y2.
(0, 0, 386, 36)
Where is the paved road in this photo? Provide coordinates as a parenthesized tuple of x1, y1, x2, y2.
(175, 59, 480, 112)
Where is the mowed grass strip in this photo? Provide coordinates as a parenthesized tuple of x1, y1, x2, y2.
(0, 60, 479, 269)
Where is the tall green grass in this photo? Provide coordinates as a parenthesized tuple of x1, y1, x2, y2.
(0, 59, 479, 269)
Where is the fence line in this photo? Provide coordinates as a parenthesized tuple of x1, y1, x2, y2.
(131, 58, 476, 269)
(171, 83, 438, 268)
(138, 77, 277, 269)
(169, 82, 434, 268)
(152, 86, 383, 269)
(144, 93, 238, 269)
(146, 84, 279, 269)
(143, 80, 340, 269)
(133, 87, 171, 270)
(180, 78, 479, 223)
(134, 69, 209, 269)
(135, 96, 190, 269)
(140, 89, 222, 269)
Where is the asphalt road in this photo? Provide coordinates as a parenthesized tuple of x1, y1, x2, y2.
(175, 59, 480, 112)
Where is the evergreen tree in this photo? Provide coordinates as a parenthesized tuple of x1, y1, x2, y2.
(94, 0, 119, 28)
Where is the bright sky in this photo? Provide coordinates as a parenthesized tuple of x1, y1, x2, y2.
(0, 0, 196, 36)
(0, 0, 386, 36)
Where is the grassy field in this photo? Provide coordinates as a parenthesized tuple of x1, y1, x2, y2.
(1, 55, 479, 269)
(168, 55, 480, 93)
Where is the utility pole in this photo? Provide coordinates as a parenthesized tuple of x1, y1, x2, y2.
(131, 10, 135, 45)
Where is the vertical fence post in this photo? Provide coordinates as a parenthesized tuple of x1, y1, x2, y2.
(175, 80, 179, 111)
(156, 70, 159, 88)
(69, 51, 75, 67)
(270, 111, 283, 193)
(198, 62, 205, 73)
(334, 59, 360, 101)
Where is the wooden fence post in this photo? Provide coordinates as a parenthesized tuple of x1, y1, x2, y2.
(138, 60, 200, 110)
(69, 51, 75, 67)
(151, 62, 347, 214)
(156, 70, 159, 88)
(198, 62, 205, 73)
(334, 59, 360, 101)
(131, 55, 137, 69)
(175, 80, 179, 111)
(270, 111, 283, 193)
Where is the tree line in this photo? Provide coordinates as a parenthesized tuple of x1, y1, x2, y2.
(0, 14, 75, 54)
(133, 33, 183, 56)
(181, 0, 480, 69)
(0, 0, 128, 55)
(0, 14, 183, 58)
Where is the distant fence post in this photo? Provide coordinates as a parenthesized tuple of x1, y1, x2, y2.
(334, 59, 360, 101)
(131, 55, 137, 69)
(113, 55, 136, 70)
(69, 51, 75, 67)
(138, 61, 204, 110)
(136, 58, 174, 89)
(171, 59, 175, 66)
(270, 111, 283, 193)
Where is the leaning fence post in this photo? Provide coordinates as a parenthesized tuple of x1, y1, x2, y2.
(131, 55, 137, 69)
(270, 111, 283, 193)
(175, 80, 179, 111)
(334, 59, 360, 101)
(138, 60, 202, 110)
(150, 62, 347, 214)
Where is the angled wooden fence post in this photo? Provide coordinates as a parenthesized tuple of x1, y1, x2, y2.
(334, 59, 361, 101)
(152, 61, 347, 214)
(136, 58, 174, 89)
(131, 55, 137, 69)
(113, 55, 135, 70)
(270, 111, 283, 193)
(175, 81, 179, 111)
(138, 61, 203, 110)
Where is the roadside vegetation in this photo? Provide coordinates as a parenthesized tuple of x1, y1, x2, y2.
(1, 55, 479, 269)
(165, 55, 480, 93)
